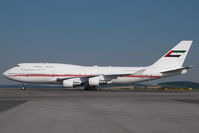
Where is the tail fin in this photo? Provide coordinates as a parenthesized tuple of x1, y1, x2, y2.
(151, 41, 192, 69)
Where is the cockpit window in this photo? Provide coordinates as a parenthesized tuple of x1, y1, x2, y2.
(15, 65, 20, 67)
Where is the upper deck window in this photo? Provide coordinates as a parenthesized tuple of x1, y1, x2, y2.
(15, 65, 20, 67)
(46, 66, 54, 68)
(33, 66, 42, 68)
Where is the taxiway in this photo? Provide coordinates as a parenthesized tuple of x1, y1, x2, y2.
(0, 88, 199, 133)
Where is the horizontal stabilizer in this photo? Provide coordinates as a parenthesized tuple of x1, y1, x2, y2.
(161, 66, 192, 73)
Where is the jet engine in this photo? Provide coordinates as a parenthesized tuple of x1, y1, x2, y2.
(63, 78, 82, 88)
(88, 77, 107, 86)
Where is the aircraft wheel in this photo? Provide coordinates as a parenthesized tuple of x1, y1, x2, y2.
(95, 86, 100, 91)
(91, 86, 100, 91)
(84, 86, 101, 91)
(84, 87, 89, 91)
(21, 84, 26, 90)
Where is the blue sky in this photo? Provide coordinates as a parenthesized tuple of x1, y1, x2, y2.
(0, 0, 198, 84)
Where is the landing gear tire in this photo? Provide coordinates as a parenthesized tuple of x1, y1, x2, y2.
(21, 84, 26, 90)
(84, 87, 89, 91)
(84, 86, 100, 91)
(95, 86, 100, 91)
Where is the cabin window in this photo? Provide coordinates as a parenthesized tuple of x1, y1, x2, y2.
(46, 66, 54, 68)
(33, 66, 42, 68)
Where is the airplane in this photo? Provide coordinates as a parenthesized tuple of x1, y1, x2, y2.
(3, 40, 192, 91)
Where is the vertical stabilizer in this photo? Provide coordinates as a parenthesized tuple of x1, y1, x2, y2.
(151, 41, 192, 69)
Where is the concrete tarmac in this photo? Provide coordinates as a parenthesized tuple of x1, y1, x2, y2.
(0, 88, 199, 133)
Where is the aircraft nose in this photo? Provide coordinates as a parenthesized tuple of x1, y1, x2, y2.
(3, 70, 8, 77)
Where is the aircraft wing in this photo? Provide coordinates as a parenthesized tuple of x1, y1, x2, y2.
(56, 75, 96, 82)
(102, 69, 146, 79)
(57, 69, 146, 82)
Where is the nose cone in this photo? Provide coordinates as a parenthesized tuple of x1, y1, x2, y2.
(3, 70, 8, 78)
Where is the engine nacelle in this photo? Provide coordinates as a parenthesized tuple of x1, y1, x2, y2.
(89, 77, 107, 86)
(63, 79, 74, 87)
(63, 78, 82, 88)
(89, 78, 100, 86)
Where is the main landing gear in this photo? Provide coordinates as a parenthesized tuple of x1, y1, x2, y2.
(21, 84, 26, 90)
(84, 86, 100, 91)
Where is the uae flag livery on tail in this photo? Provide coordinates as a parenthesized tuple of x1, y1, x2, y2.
(164, 50, 186, 57)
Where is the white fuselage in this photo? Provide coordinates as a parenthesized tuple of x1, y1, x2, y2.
(3, 63, 163, 85)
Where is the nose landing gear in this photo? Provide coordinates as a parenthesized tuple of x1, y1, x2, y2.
(21, 84, 26, 90)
